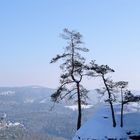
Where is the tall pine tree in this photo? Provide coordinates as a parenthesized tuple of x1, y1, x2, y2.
(89, 62, 117, 127)
(50, 29, 89, 130)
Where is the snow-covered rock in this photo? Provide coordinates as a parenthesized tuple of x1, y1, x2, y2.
(73, 103, 140, 140)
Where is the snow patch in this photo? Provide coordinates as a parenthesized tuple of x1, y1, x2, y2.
(0, 91, 15, 96)
(40, 98, 48, 103)
(65, 105, 93, 111)
(8, 122, 23, 127)
(24, 98, 34, 103)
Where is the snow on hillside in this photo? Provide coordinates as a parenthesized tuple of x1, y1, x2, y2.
(24, 98, 35, 103)
(0, 113, 24, 129)
(65, 105, 93, 111)
(73, 103, 140, 140)
(8, 122, 24, 127)
(39, 98, 48, 103)
(0, 91, 15, 96)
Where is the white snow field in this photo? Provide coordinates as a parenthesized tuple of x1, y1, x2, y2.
(73, 103, 140, 140)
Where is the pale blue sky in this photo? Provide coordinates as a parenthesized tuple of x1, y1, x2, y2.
(0, 0, 140, 90)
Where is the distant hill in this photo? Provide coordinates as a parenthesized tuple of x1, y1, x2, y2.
(0, 86, 54, 104)
(0, 86, 96, 140)
(0, 86, 139, 140)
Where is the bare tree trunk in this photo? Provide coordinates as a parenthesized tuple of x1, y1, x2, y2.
(77, 82, 82, 130)
(109, 100, 116, 127)
(120, 89, 123, 127)
(102, 75, 116, 127)
(120, 103, 124, 127)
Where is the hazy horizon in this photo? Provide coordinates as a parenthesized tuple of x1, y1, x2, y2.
(0, 0, 140, 90)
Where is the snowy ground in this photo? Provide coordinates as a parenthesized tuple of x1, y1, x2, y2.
(73, 103, 140, 140)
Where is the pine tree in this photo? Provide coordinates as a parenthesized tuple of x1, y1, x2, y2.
(50, 28, 89, 130)
(89, 62, 117, 127)
(115, 81, 128, 127)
